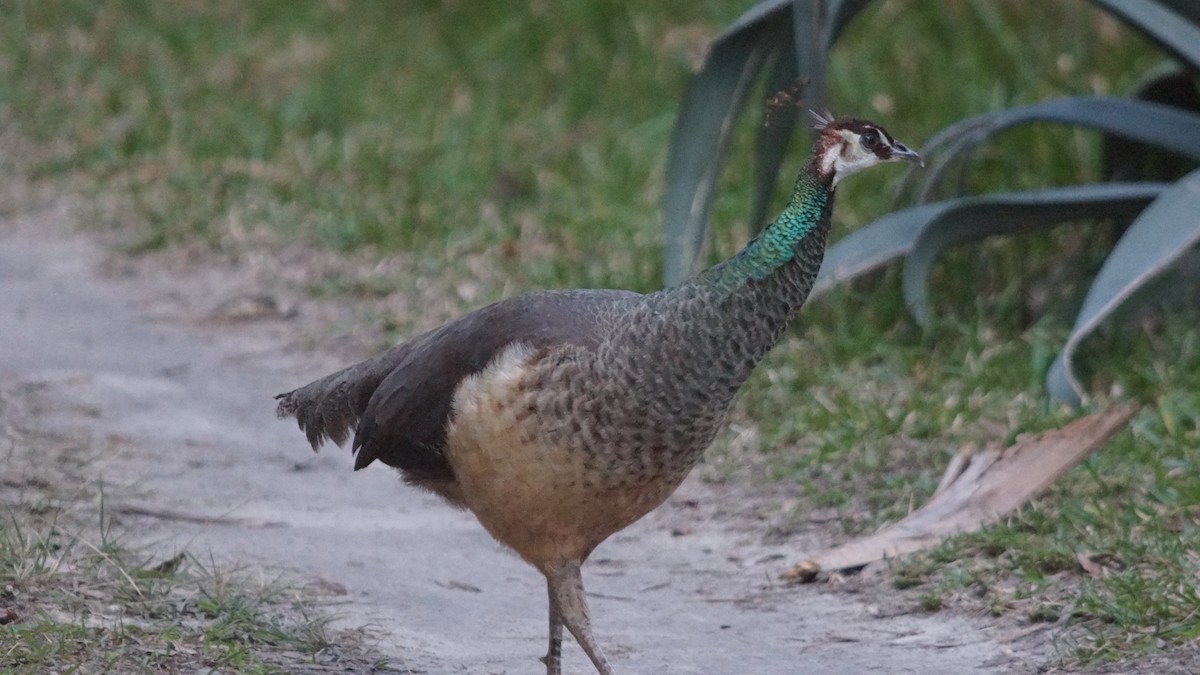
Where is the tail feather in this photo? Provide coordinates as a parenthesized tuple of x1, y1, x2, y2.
(275, 345, 412, 452)
(275, 374, 355, 451)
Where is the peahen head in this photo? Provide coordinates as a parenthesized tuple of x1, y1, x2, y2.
(699, 110, 921, 292)
(809, 111, 922, 187)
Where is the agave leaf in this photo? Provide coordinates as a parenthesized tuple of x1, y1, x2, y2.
(900, 183, 1168, 324)
(749, 0, 875, 239)
(1104, 65, 1200, 183)
(811, 202, 948, 299)
(718, 0, 792, 36)
(905, 97, 1200, 202)
(824, 0, 875, 38)
(661, 1, 792, 285)
(663, 0, 877, 285)
(750, 53, 802, 236)
(1131, 0, 1200, 23)
(791, 0, 828, 111)
(785, 0, 873, 121)
(1046, 169, 1200, 406)
(813, 184, 1166, 302)
(1088, 0, 1200, 69)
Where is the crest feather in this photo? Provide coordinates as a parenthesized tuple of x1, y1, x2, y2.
(809, 109, 835, 131)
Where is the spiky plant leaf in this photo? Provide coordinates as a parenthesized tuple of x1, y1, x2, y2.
(1137, 0, 1200, 24)
(812, 184, 1167, 302)
(661, 1, 791, 285)
(1104, 66, 1200, 182)
(1046, 169, 1200, 406)
(898, 183, 1168, 324)
(665, 0, 1200, 406)
(904, 97, 1200, 202)
(1089, 0, 1200, 68)
(667, 0, 1200, 285)
(810, 202, 944, 299)
(662, 0, 871, 285)
(748, 0, 874, 235)
(750, 53, 802, 239)
(788, 0, 875, 107)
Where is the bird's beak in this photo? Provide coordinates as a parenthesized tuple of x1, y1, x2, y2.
(892, 144, 923, 167)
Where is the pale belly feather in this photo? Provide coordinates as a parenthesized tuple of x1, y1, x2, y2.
(445, 343, 680, 571)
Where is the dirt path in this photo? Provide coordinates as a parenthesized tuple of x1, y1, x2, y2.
(1, 208, 1031, 674)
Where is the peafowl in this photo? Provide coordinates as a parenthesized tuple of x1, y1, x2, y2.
(275, 112, 921, 674)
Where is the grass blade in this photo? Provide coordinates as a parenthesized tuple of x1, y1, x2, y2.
(662, 2, 791, 285)
(1046, 169, 1200, 405)
(902, 183, 1167, 324)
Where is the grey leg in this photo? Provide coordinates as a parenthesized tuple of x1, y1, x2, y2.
(542, 578, 564, 675)
(546, 560, 615, 675)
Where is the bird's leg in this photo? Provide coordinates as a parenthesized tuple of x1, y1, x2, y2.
(541, 577, 564, 675)
(547, 560, 615, 675)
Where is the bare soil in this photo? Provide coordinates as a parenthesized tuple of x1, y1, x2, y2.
(0, 202, 1093, 674)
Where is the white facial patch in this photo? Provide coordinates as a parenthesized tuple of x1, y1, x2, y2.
(827, 129, 886, 186)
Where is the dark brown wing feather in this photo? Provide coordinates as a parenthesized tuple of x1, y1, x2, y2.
(275, 289, 639, 480)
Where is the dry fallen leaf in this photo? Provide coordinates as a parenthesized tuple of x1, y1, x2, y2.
(1075, 551, 1123, 579)
(787, 404, 1138, 577)
(1076, 551, 1105, 579)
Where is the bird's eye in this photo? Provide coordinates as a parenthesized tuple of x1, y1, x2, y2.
(861, 130, 881, 149)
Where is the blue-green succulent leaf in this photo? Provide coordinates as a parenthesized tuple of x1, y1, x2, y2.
(903, 97, 1200, 202)
(902, 183, 1168, 324)
(814, 184, 1167, 304)
(1047, 169, 1200, 406)
(1088, 0, 1200, 69)
(661, 2, 792, 285)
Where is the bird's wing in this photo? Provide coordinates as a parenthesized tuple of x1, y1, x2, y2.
(276, 289, 639, 478)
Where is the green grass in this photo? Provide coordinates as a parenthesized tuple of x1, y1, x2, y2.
(2, 0, 1197, 669)
(0, 520, 371, 674)
(1, 0, 739, 291)
(1, 429, 393, 674)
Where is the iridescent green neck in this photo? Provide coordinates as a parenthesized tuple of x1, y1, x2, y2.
(699, 170, 832, 292)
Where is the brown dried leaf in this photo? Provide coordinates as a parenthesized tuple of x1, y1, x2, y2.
(789, 404, 1138, 576)
(1075, 551, 1123, 579)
